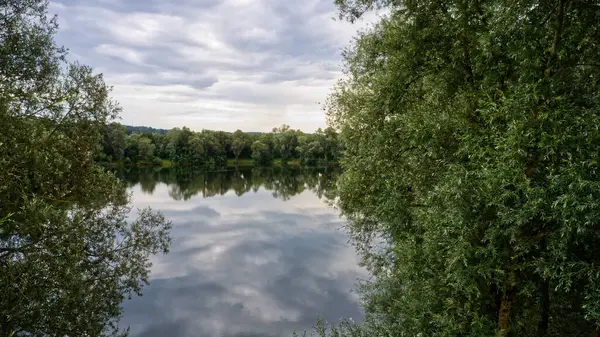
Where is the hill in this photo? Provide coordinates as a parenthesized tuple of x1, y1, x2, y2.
(125, 125, 170, 135)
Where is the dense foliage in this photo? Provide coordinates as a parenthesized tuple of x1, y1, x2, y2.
(0, 1, 171, 336)
(99, 123, 342, 167)
(325, 0, 600, 336)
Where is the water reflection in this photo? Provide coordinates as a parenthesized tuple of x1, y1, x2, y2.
(118, 167, 365, 337)
(115, 167, 336, 201)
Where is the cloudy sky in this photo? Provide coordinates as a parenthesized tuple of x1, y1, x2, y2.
(48, 0, 377, 132)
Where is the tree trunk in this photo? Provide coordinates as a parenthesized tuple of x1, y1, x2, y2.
(528, 1, 566, 334)
(538, 279, 550, 337)
(538, 235, 550, 337)
(499, 270, 516, 337)
(544, 0, 566, 79)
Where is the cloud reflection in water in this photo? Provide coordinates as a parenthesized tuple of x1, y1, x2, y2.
(119, 168, 366, 337)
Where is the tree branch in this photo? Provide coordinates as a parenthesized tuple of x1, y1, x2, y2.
(545, 0, 567, 79)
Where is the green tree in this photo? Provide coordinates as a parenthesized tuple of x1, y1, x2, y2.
(189, 133, 207, 164)
(272, 124, 298, 163)
(125, 133, 156, 163)
(259, 132, 274, 153)
(153, 133, 170, 159)
(297, 133, 324, 166)
(166, 127, 194, 162)
(203, 130, 227, 167)
(0, 1, 171, 335)
(251, 140, 272, 166)
(231, 129, 249, 165)
(323, 127, 340, 163)
(327, 1, 600, 337)
(137, 135, 155, 162)
(165, 128, 181, 160)
(101, 123, 127, 161)
(296, 134, 310, 165)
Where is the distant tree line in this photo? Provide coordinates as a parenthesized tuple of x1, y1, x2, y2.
(125, 125, 170, 135)
(99, 123, 342, 167)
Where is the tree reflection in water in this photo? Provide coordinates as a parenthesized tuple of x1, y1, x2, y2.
(113, 167, 338, 202)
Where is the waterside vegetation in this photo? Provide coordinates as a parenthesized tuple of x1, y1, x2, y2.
(99, 123, 342, 168)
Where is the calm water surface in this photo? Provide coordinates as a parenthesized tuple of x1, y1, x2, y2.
(117, 167, 366, 337)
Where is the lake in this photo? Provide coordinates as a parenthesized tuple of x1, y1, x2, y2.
(116, 167, 366, 337)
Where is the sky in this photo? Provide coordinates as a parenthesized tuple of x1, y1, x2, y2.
(48, 0, 377, 132)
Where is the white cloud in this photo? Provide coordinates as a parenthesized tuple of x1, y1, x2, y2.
(50, 0, 379, 132)
(95, 44, 146, 65)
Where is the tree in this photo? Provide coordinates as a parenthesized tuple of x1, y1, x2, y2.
(166, 127, 193, 162)
(231, 129, 249, 165)
(251, 140, 272, 166)
(204, 130, 228, 167)
(100, 125, 340, 167)
(125, 133, 155, 162)
(137, 135, 155, 162)
(102, 123, 127, 161)
(327, 1, 600, 337)
(0, 1, 171, 336)
(272, 124, 298, 163)
(124, 134, 140, 162)
(258, 132, 274, 154)
(189, 133, 207, 164)
(323, 127, 340, 163)
(296, 135, 311, 165)
(152, 132, 170, 159)
(297, 134, 324, 166)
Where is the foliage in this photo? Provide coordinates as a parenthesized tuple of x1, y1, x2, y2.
(272, 124, 299, 163)
(231, 129, 250, 165)
(297, 127, 342, 166)
(101, 123, 127, 162)
(294, 317, 367, 337)
(0, 1, 171, 336)
(251, 140, 272, 166)
(101, 123, 341, 167)
(327, 0, 600, 337)
(125, 133, 155, 163)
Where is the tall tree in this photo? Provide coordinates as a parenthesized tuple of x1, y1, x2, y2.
(125, 133, 155, 162)
(231, 129, 249, 166)
(167, 127, 193, 162)
(272, 124, 298, 164)
(327, 1, 600, 336)
(297, 133, 324, 166)
(204, 130, 228, 167)
(152, 132, 170, 159)
(137, 135, 155, 162)
(101, 123, 127, 161)
(189, 133, 207, 164)
(251, 140, 272, 166)
(323, 127, 340, 163)
(0, 1, 171, 336)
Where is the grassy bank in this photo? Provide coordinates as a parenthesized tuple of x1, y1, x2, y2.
(226, 159, 255, 167)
